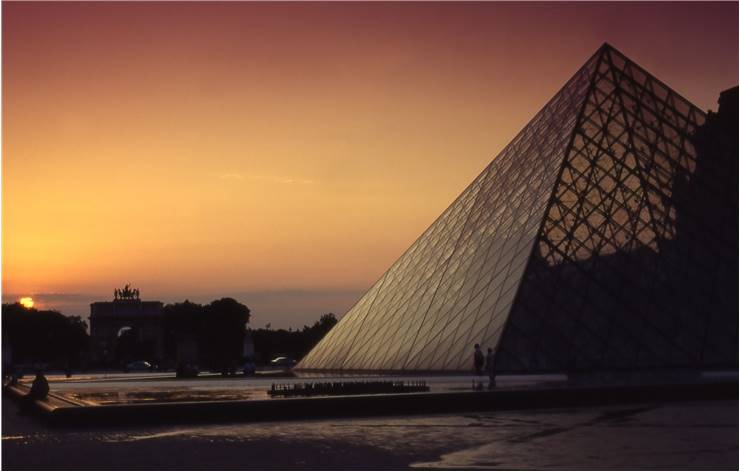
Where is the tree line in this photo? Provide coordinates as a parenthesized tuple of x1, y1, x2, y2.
(161, 298, 250, 370)
(251, 313, 338, 363)
(2, 303, 90, 369)
(1, 300, 338, 370)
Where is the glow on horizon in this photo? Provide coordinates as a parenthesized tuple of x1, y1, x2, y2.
(2, 2, 737, 323)
(19, 297, 34, 309)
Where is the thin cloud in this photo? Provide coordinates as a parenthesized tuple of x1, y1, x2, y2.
(3, 292, 92, 303)
(218, 173, 315, 185)
(247, 174, 316, 185)
(219, 173, 244, 180)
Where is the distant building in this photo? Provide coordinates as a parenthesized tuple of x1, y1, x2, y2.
(90, 285, 165, 366)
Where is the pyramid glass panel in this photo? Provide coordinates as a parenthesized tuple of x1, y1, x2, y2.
(298, 44, 738, 373)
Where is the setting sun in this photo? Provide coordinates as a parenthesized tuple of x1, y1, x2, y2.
(19, 297, 34, 309)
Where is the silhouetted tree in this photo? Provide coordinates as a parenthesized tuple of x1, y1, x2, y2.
(301, 313, 338, 353)
(161, 298, 250, 371)
(1, 303, 90, 368)
(252, 313, 338, 363)
(201, 298, 250, 370)
(163, 299, 204, 364)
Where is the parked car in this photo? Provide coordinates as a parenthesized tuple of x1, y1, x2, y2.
(124, 361, 154, 372)
(269, 356, 296, 368)
(220, 364, 238, 377)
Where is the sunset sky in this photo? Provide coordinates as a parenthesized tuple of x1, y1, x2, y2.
(3, 2, 737, 328)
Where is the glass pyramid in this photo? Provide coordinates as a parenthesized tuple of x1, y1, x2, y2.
(298, 44, 738, 373)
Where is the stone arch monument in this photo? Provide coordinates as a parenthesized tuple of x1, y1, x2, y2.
(90, 285, 165, 366)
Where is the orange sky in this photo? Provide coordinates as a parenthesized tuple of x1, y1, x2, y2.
(2, 2, 737, 327)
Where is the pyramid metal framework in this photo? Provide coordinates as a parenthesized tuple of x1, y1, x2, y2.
(298, 44, 737, 373)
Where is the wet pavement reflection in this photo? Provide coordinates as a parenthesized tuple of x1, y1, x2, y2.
(25, 372, 571, 406)
(3, 391, 737, 470)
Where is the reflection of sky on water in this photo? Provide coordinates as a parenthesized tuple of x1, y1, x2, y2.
(41, 373, 568, 405)
(412, 401, 739, 469)
(40, 371, 735, 407)
(98, 401, 740, 469)
(3, 395, 736, 469)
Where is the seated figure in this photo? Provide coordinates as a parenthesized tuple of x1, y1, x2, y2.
(27, 370, 49, 401)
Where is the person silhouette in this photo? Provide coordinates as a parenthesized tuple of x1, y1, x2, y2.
(473, 344, 484, 375)
(27, 370, 49, 401)
(485, 347, 496, 389)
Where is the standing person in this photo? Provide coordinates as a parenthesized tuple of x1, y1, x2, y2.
(473, 344, 484, 375)
(485, 347, 496, 389)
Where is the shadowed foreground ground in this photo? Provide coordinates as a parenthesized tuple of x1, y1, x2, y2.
(2, 395, 737, 470)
